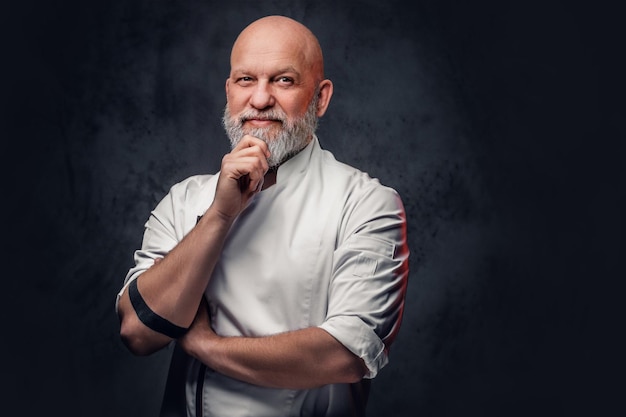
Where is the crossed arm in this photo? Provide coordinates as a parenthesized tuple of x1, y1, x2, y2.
(117, 136, 367, 389)
(179, 298, 366, 388)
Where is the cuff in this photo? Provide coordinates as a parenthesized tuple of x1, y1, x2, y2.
(318, 315, 388, 379)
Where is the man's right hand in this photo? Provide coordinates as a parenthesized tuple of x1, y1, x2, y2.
(118, 138, 269, 354)
(211, 135, 270, 220)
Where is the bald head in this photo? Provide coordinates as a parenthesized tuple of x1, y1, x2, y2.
(231, 16, 325, 82)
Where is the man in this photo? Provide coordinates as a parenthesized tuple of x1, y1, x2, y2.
(117, 15, 409, 417)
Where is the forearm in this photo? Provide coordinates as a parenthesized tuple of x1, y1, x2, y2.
(119, 137, 272, 354)
(118, 206, 233, 354)
(182, 326, 367, 389)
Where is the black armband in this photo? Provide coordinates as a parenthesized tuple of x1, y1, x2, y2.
(128, 278, 189, 339)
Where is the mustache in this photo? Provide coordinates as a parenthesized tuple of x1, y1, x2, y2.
(237, 109, 287, 124)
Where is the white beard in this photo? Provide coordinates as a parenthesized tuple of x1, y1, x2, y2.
(222, 94, 319, 168)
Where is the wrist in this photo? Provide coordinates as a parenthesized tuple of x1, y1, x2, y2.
(203, 204, 239, 227)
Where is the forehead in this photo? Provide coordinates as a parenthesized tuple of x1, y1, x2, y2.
(230, 25, 313, 75)
(232, 42, 306, 73)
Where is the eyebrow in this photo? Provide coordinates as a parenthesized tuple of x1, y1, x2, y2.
(231, 66, 301, 76)
(275, 66, 299, 74)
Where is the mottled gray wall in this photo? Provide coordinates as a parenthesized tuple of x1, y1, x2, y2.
(2, 1, 620, 416)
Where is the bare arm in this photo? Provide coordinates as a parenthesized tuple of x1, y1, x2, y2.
(118, 136, 271, 355)
(179, 299, 368, 389)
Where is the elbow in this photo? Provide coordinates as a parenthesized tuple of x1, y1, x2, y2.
(117, 288, 168, 356)
(120, 320, 151, 356)
(345, 357, 369, 383)
(119, 313, 165, 356)
(334, 354, 369, 384)
(120, 330, 152, 357)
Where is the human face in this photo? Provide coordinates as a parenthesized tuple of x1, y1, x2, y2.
(222, 89, 319, 168)
(225, 26, 321, 137)
(223, 26, 323, 167)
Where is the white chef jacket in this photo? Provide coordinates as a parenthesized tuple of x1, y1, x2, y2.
(119, 136, 409, 417)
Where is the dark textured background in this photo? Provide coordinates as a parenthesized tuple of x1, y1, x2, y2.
(1, 1, 622, 416)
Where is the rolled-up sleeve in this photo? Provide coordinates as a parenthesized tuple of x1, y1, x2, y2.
(319, 186, 409, 379)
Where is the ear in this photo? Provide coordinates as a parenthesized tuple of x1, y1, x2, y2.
(225, 78, 230, 96)
(315, 79, 334, 117)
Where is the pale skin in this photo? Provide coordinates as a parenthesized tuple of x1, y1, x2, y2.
(118, 16, 368, 389)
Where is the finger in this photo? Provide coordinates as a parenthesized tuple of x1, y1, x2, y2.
(224, 140, 270, 170)
(233, 135, 271, 159)
(222, 155, 269, 183)
(227, 148, 270, 170)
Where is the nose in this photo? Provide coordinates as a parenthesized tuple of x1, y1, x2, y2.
(249, 80, 275, 110)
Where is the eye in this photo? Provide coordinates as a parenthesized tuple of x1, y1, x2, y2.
(275, 76, 294, 86)
(236, 76, 254, 86)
